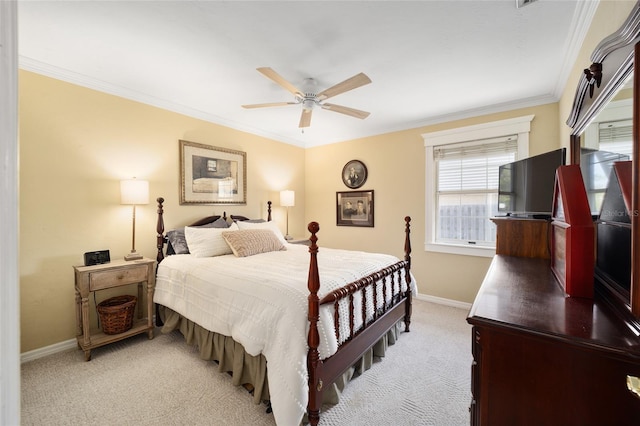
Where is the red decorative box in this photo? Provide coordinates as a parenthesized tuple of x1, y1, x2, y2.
(550, 165, 595, 298)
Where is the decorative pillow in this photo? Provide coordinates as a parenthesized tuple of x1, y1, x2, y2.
(184, 222, 239, 258)
(165, 217, 230, 254)
(222, 229, 286, 258)
(235, 220, 287, 245)
(166, 229, 190, 255)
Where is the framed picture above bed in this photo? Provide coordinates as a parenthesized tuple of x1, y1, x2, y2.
(336, 190, 374, 227)
(179, 140, 247, 205)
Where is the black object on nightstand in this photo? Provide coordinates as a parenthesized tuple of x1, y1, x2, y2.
(83, 250, 110, 266)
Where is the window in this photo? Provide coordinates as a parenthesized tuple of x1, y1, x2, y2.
(583, 98, 633, 160)
(423, 116, 533, 257)
(598, 119, 633, 158)
(435, 137, 518, 246)
(581, 98, 633, 213)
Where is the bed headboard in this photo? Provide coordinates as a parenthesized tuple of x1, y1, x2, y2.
(155, 197, 272, 263)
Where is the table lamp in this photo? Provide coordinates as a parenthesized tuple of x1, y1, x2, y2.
(120, 178, 149, 261)
(280, 190, 294, 241)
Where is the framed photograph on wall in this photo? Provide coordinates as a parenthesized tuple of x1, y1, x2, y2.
(180, 140, 247, 205)
(342, 160, 368, 189)
(336, 190, 374, 227)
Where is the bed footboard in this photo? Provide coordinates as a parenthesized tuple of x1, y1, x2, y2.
(306, 217, 412, 426)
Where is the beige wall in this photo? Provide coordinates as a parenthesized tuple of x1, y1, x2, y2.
(19, 72, 305, 352)
(306, 103, 560, 304)
(20, 0, 637, 353)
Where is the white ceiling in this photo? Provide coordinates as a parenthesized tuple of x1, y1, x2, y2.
(17, 0, 595, 148)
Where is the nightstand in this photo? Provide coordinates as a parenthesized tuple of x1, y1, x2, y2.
(287, 238, 311, 246)
(73, 258, 155, 361)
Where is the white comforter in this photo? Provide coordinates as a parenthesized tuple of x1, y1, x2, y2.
(154, 243, 415, 426)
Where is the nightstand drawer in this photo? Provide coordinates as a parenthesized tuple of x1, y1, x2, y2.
(90, 265, 148, 291)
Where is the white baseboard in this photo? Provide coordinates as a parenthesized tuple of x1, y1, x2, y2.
(21, 299, 469, 363)
(21, 338, 77, 364)
(22, 315, 159, 363)
(414, 293, 472, 310)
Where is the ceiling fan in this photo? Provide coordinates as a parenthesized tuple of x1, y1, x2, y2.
(242, 67, 372, 128)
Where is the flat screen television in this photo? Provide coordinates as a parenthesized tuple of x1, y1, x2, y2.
(497, 148, 566, 218)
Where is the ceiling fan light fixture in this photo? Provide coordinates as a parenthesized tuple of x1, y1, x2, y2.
(302, 99, 315, 111)
(243, 68, 372, 128)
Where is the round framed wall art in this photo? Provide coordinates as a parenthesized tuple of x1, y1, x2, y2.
(342, 160, 368, 189)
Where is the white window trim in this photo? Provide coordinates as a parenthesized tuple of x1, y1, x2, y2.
(423, 115, 533, 257)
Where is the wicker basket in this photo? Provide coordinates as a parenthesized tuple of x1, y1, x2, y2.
(97, 295, 137, 335)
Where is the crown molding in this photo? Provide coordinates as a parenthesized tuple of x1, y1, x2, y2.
(19, 57, 307, 148)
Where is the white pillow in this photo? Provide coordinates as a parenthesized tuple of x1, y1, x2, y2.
(184, 222, 239, 257)
(236, 220, 287, 245)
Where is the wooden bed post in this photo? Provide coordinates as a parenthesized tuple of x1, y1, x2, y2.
(155, 197, 166, 327)
(403, 216, 412, 332)
(156, 197, 165, 264)
(267, 200, 272, 221)
(306, 221, 322, 426)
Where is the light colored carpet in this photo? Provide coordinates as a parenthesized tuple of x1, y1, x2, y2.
(21, 300, 472, 425)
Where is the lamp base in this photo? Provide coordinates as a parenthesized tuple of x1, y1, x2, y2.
(124, 251, 143, 261)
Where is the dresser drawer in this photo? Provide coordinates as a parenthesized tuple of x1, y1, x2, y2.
(89, 265, 148, 291)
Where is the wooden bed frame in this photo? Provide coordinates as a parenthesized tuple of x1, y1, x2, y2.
(154, 197, 413, 425)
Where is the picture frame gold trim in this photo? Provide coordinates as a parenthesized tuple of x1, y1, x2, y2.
(179, 140, 247, 205)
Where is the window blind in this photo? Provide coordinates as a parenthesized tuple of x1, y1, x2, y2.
(599, 120, 633, 157)
(435, 136, 518, 192)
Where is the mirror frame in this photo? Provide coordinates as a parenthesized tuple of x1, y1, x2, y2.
(568, 2, 640, 318)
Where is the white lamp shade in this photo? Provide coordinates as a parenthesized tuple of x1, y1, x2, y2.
(280, 190, 295, 207)
(120, 179, 149, 205)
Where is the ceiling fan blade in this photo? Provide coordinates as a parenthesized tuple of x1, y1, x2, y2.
(321, 103, 370, 119)
(317, 73, 371, 101)
(299, 109, 312, 128)
(257, 67, 303, 97)
(242, 102, 298, 109)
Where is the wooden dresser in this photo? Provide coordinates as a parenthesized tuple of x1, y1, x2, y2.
(467, 219, 640, 425)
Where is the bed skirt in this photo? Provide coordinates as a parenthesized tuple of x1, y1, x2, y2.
(158, 305, 402, 413)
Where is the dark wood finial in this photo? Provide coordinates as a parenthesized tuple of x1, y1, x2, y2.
(308, 221, 320, 234)
(584, 62, 603, 98)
